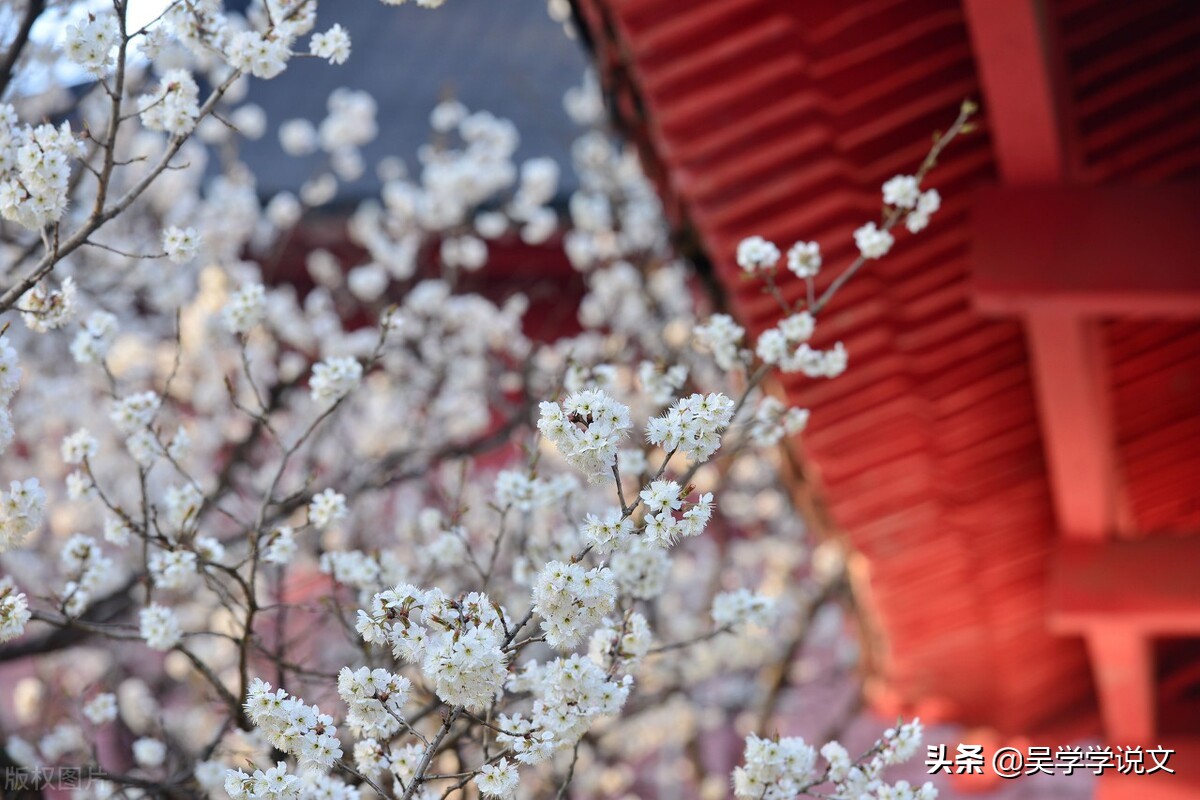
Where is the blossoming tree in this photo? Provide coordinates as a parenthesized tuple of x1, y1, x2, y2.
(0, 1, 974, 798)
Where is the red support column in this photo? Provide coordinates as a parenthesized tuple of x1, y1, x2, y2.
(1023, 312, 1122, 540)
(965, 0, 1159, 755)
(962, 0, 1074, 184)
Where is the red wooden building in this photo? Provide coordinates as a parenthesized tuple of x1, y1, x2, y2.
(569, 1, 1200, 797)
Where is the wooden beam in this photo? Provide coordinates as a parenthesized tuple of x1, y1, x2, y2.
(1024, 312, 1124, 539)
(1049, 538, 1200, 634)
(1087, 628, 1156, 744)
(965, 0, 1167, 752)
(962, 0, 1074, 183)
(973, 184, 1200, 318)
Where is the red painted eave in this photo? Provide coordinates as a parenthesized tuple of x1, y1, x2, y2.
(575, 0, 1200, 748)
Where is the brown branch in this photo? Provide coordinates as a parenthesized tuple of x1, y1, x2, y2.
(0, 0, 45, 99)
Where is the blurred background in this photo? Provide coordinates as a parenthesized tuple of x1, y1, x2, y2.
(11, 0, 1200, 797)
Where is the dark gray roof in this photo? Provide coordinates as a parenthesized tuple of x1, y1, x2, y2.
(240, 0, 590, 201)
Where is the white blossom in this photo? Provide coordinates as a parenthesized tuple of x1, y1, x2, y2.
(309, 488, 348, 529)
(280, 119, 319, 156)
(21, 277, 77, 332)
(337, 665, 412, 738)
(882, 174, 920, 209)
(139, 603, 182, 650)
(853, 222, 894, 260)
(694, 313, 746, 371)
(264, 527, 298, 565)
(712, 589, 775, 629)
(133, 737, 167, 768)
(537, 389, 631, 482)
(70, 311, 118, 364)
(732, 734, 817, 800)
(63, 12, 121, 76)
(475, 758, 519, 800)
(0, 478, 46, 552)
(645, 392, 734, 464)
(162, 226, 201, 263)
(83, 693, 119, 725)
(533, 560, 616, 649)
(736, 235, 780, 273)
(223, 283, 267, 334)
(310, 357, 363, 404)
(0, 116, 79, 229)
(310, 25, 352, 65)
(226, 31, 292, 80)
(0, 578, 31, 642)
(243, 678, 343, 769)
(786, 240, 821, 279)
(0, 335, 20, 403)
(61, 428, 98, 465)
(905, 188, 941, 233)
(140, 70, 201, 136)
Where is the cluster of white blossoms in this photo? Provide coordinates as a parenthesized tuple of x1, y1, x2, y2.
(69, 310, 118, 365)
(62, 11, 121, 77)
(736, 235, 782, 273)
(750, 396, 811, 446)
(532, 560, 616, 648)
(163, 483, 204, 532)
(640, 480, 714, 547)
(140, 70, 202, 137)
(337, 666, 412, 738)
(162, 225, 201, 263)
(19, 276, 76, 333)
(226, 29, 295, 80)
(588, 610, 652, 670)
(263, 526, 298, 565)
(712, 588, 776, 629)
(787, 240, 822, 279)
(493, 469, 577, 512)
(309, 356, 364, 405)
(883, 174, 942, 233)
(581, 507, 636, 553)
(645, 392, 735, 463)
(82, 692, 119, 725)
(224, 761, 300, 800)
(733, 721, 934, 800)
(110, 391, 160, 435)
(733, 734, 817, 800)
(0, 335, 20, 453)
(138, 602, 182, 651)
(310, 24, 352, 65)
(502, 654, 633, 763)
(0, 2, 974, 792)
(58, 534, 117, 616)
(355, 586, 510, 711)
(907, 189, 942, 233)
(0, 478, 47, 553)
(0, 106, 82, 230)
(308, 488, 349, 529)
(474, 757, 520, 800)
(694, 313, 747, 371)
(148, 546, 199, 591)
(537, 389, 633, 482)
(222, 282, 268, 334)
(760, 322, 848, 379)
(853, 174, 942, 260)
(0, 577, 31, 643)
(853, 222, 895, 261)
(244, 677, 343, 769)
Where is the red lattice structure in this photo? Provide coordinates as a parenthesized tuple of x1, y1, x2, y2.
(571, 1, 1200, 796)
